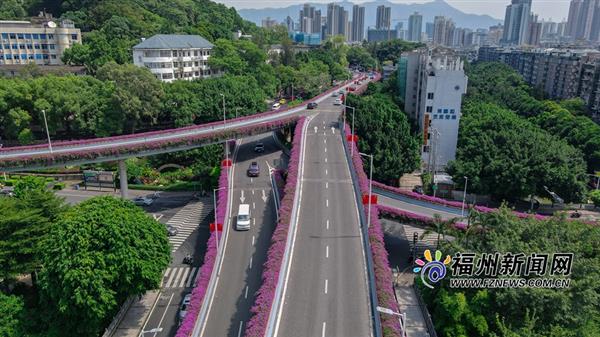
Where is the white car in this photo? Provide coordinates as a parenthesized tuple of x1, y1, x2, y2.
(333, 98, 342, 105)
(178, 294, 192, 325)
(133, 196, 154, 206)
(272, 102, 281, 110)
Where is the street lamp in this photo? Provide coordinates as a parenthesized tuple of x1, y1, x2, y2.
(461, 176, 468, 217)
(360, 152, 374, 228)
(219, 93, 226, 126)
(213, 186, 228, 252)
(235, 107, 241, 119)
(41, 109, 53, 154)
(376, 306, 407, 337)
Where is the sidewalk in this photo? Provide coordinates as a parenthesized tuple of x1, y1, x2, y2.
(394, 271, 430, 337)
(112, 290, 160, 337)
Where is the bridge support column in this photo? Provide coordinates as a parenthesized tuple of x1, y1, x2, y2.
(118, 160, 128, 199)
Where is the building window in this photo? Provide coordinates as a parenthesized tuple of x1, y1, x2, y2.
(11, 44, 17, 49)
(443, 109, 448, 114)
(28, 54, 34, 59)
(445, 115, 450, 120)
(9, 33, 16, 39)
(27, 44, 32, 49)
(450, 109, 455, 114)
(21, 54, 27, 59)
(43, 54, 49, 59)
(427, 92, 434, 99)
(17, 33, 24, 39)
(49, 44, 55, 50)
(3, 44, 9, 49)
(71, 34, 78, 40)
(41, 44, 48, 50)
(437, 108, 442, 113)
(433, 115, 438, 119)
(451, 115, 457, 120)
(35, 54, 42, 59)
(40, 34, 47, 39)
(19, 44, 25, 49)
(5, 54, 11, 59)
(32, 34, 39, 39)
(194, 50, 198, 56)
(48, 34, 54, 39)
(426, 106, 432, 112)
(1, 33, 7, 39)
(25, 33, 31, 39)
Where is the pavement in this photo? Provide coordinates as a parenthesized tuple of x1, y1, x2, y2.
(274, 97, 371, 337)
(199, 133, 286, 337)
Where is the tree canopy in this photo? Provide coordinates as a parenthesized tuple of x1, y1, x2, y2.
(38, 196, 171, 336)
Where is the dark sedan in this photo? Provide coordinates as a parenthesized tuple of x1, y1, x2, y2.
(247, 161, 260, 177)
(307, 102, 318, 109)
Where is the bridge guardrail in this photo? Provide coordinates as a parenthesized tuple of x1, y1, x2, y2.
(339, 117, 383, 337)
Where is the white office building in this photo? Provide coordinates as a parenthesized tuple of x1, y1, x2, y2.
(0, 16, 81, 66)
(132, 34, 215, 82)
(399, 48, 468, 171)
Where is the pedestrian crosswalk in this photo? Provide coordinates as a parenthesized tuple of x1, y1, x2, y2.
(161, 266, 200, 288)
(402, 224, 455, 258)
(167, 200, 212, 253)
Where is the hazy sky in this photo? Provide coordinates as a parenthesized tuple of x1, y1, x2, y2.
(216, 0, 572, 21)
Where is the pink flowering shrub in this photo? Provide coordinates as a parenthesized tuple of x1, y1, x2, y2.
(377, 204, 468, 230)
(244, 118, 307, 337)
(175, 165, 229, 337)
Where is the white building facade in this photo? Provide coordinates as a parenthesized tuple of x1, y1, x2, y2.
(133, 34, 215, 82)
(400, 49, 468, 171)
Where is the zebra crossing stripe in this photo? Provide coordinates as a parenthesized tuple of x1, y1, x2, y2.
(178, 268, 191, 288)
(186, 267, 198, 287)
(168, 268, 185, 288)
(165, 267, 178, 287)
(161, 268, 172, 287)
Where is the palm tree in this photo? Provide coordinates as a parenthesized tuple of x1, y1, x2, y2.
(420, 214, 461, 249)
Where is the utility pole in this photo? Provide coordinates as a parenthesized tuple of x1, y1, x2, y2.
(42, 109, 53, 154)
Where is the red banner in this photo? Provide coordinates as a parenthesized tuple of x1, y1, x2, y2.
(362, 194, 378, 205)
(221, 159, 232, 167)
(346, 134, 358, 142)
(209, 223, 223, 232)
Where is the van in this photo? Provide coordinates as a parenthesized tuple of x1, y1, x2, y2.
(236, 204, 251, 230)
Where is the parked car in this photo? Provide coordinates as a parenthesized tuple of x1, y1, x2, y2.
(332, 91, 339, 97)
(334, 98, 342, 105)
(279, 98, 287, 104)
(0, 188, 14, 197)
(247, 162, 260, 177)
(412, 186, 424, 194)
(338, 89, 345, 94)
(166, 225, 179, 236)
(133, 196, 153, 206)
(178, 294, 192, 325)
(254, 142, 265, 153)
(307, 102, 318, 109)
(272, 102, 281, 110)
(348, 86, 356, 92)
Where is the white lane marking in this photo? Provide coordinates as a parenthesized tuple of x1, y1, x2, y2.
(240, 190, 245, 203)
(253, 218, 256, 226)
(324, 279, 328, 294)
(326, 182, 328, 189)
(186, 267, 198, 287)
(324, 147, 327, 153)
(237, 321, 244, 337)
(314, 126, 318, 133)
(326, 219, 329, 230)
(252, 189, 255, 195)
(325, 157, 327, 163)
(161, 268, 172, 287)
(322, 322, 326, 337)
(251, 178, 254, 183)
(249, 256, 253, 269)
(153, 293, 174, 337)
(324, 138, 326, 144)
(273, 115, 313, 336)
(245, 286, 249, 299)
(325, 169, 328, 175)
(262, 189, 268, 202)
(178, 267, 191, 288)
(331, 127, 335, 134)
(252, 235, 255, 246)
(253, 202, 256, 209)
(326, 199, 329, 208)
(164, 267, 178, 288)
(326, 245, 329, 258)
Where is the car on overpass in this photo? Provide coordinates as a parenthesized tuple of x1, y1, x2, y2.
(254, 142, 265, 153)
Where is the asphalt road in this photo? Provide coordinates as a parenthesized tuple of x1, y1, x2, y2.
(376, 192, 465, 220)
(275, 98, 372, 337)
(199, 133, 285, 337)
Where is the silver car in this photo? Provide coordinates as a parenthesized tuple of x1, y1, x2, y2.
(178, 294, 192, 325)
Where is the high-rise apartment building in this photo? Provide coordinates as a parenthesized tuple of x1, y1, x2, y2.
(0, 15, 81, 66)
(432, 16, 455, 46)
(285, 16, 294, 32)
(299, 4, 322, 34)
(351, 5, 365, 42)
(399, 48, 468, 171)
(566, 0, 600, 42)
(262, 17, 278, 28)
(526, 14, 542, 45)
(502, 0, 532, 45)
(375, 5, 391, 30)
(408, 12, 423, 42)
(326, 3, 347, 37)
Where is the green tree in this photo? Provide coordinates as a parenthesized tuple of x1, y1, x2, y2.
(0, 0, 26, 19)
(590, 190, 600, 208)
(346, 93, 421, 183)
(39, 196, 170, 336)
(0, 293, 24, 337)
(96, 62, 164, 133)
(448, 102, 588, 202)
(347, 46, 377, 70)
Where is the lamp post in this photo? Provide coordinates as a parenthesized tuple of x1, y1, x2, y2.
(360, 152, 374, 228)
(213, 186, 228, 252)
(343, 104, 356, 156)
(41, 109, 53, 154)
(461, 176, 468, 217)
(219, 93, 226, 126)
(235, 107, 240, 119)
(376, 306, 407, 337)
